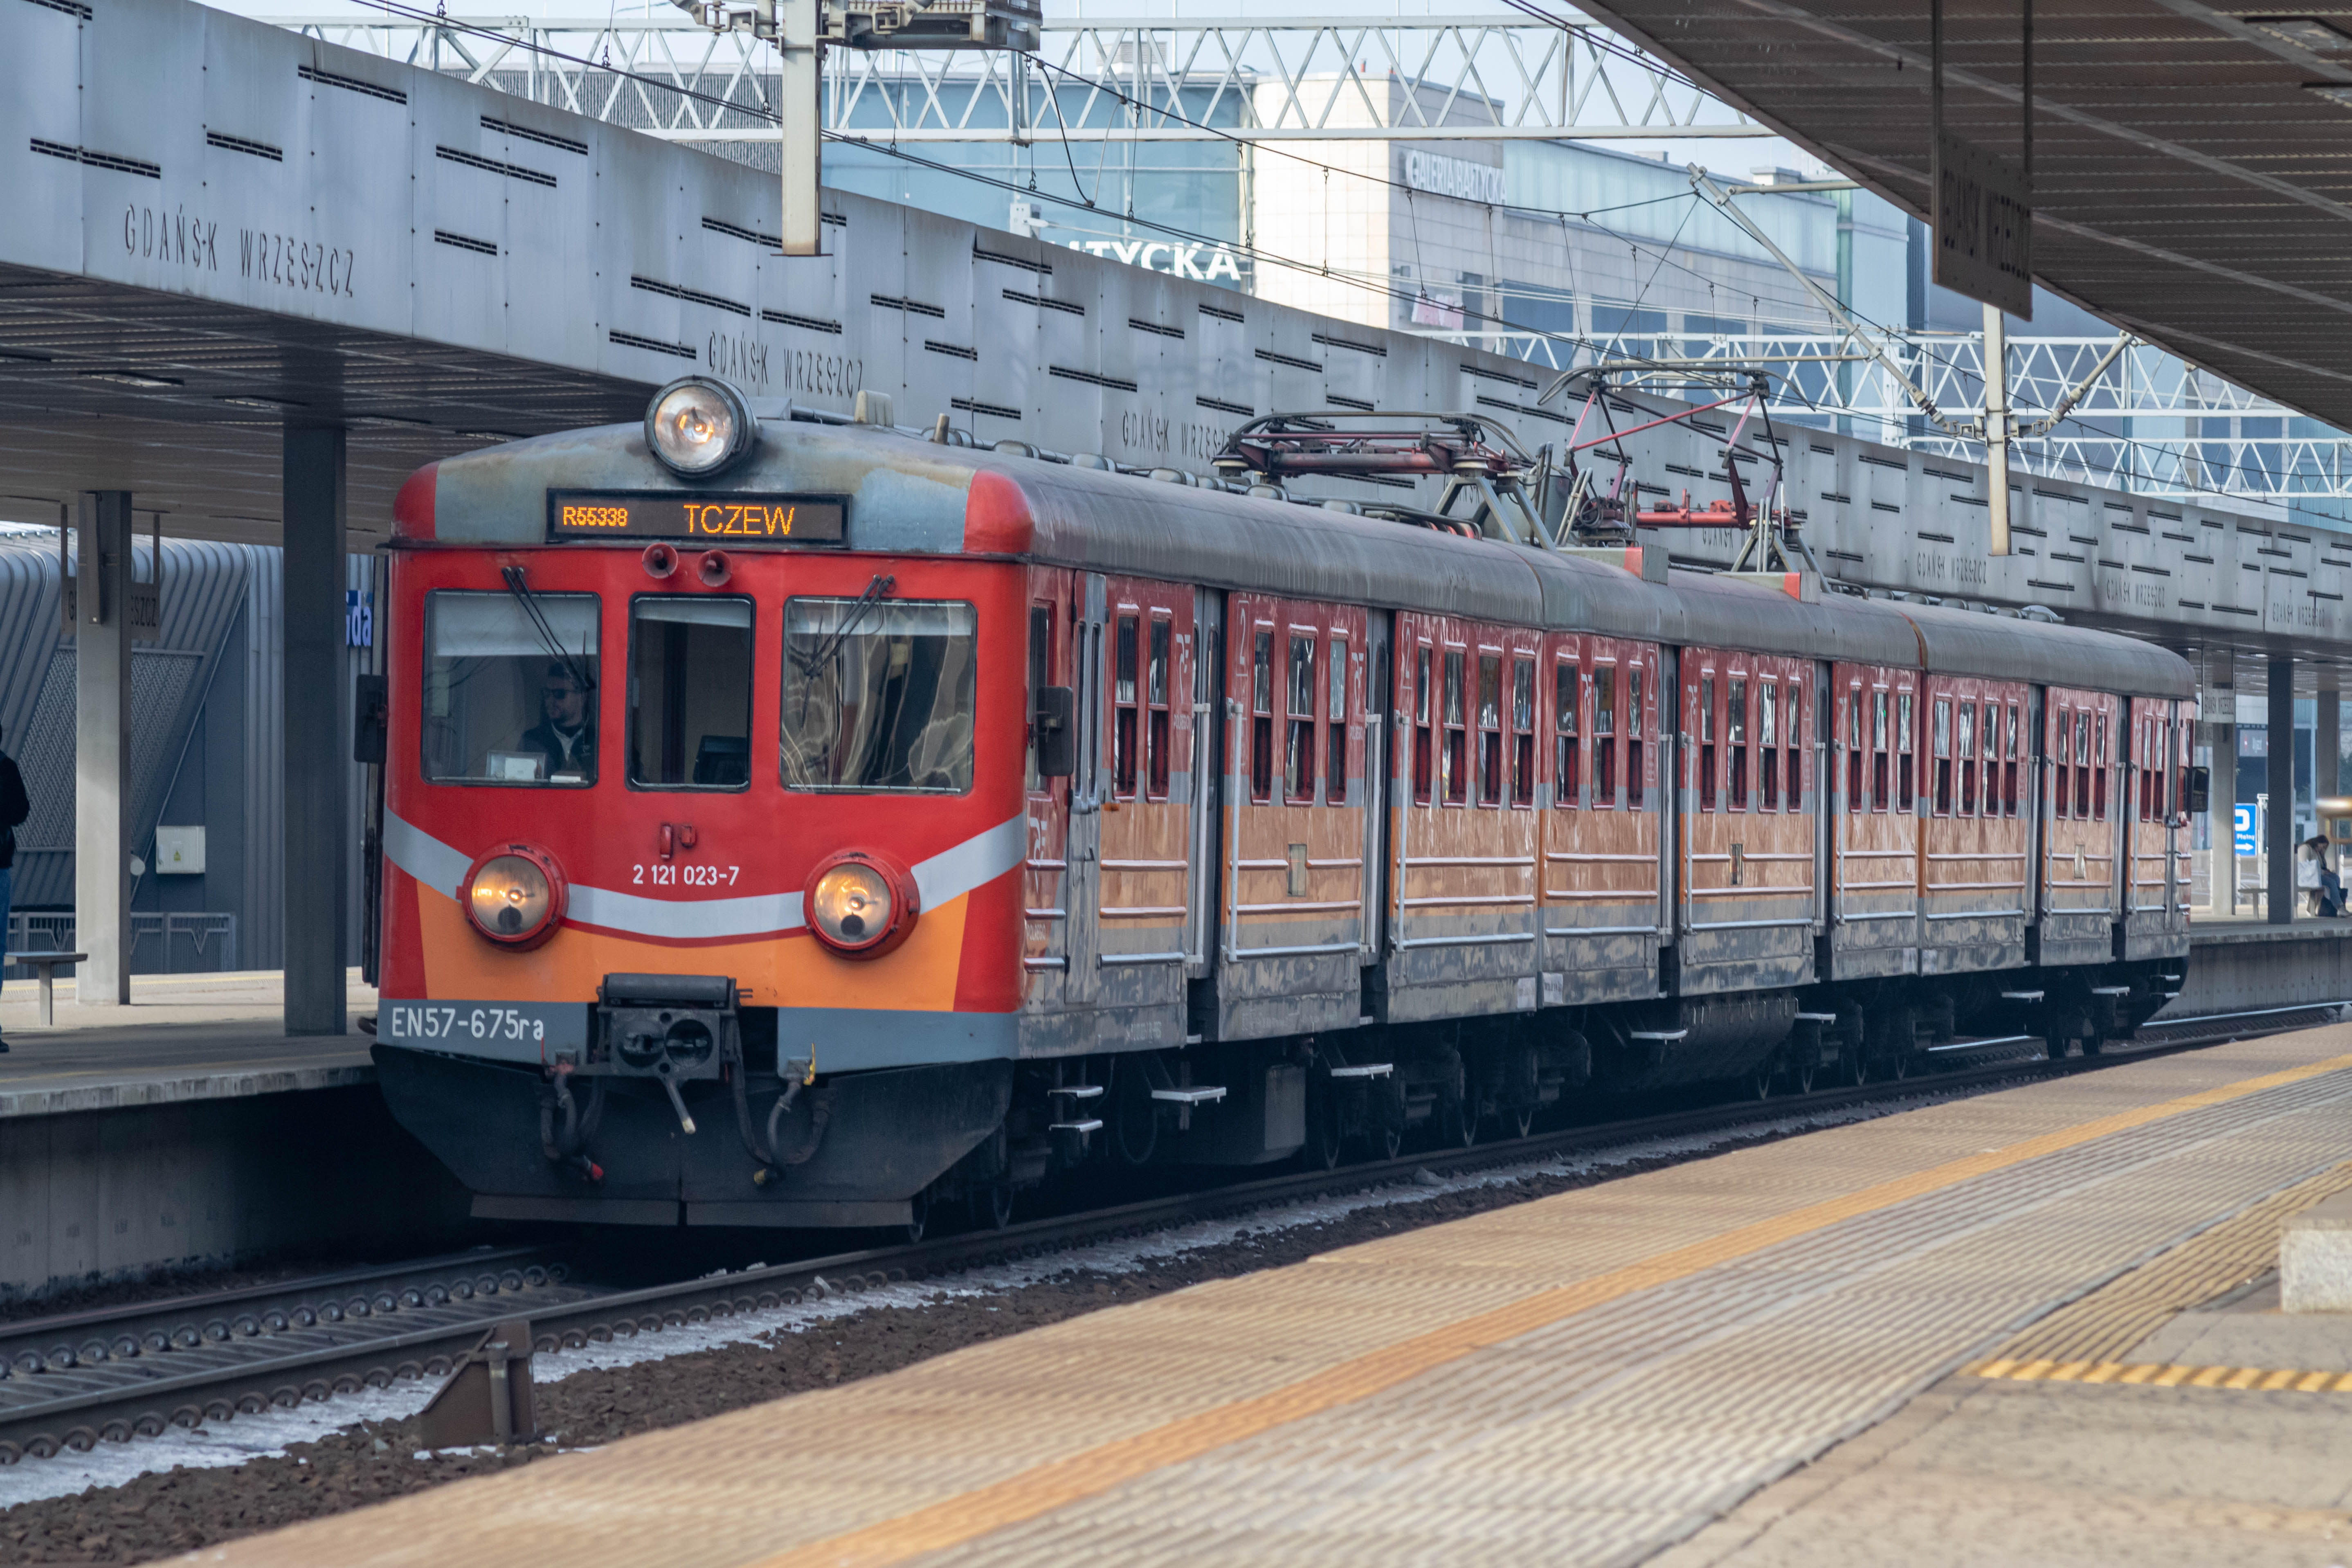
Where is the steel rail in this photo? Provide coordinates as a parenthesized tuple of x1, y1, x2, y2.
(0, 1005, 2333, 1464)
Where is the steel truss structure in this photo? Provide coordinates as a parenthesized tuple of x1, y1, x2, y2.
(1435, 329, 2352, 506)
(261, 11, 1766, 143)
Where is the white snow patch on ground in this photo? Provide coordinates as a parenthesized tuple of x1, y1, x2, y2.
(0, 1085, 1971, 1507)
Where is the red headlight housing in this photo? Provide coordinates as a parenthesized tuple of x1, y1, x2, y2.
(803, 850, 919, 959)
(462, 842, 568, 950)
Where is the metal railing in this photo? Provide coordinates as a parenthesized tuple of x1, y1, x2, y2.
(259, 12, 1764, 143)
(1426, 328, 2352, 504)
(4, 913, 238, 977)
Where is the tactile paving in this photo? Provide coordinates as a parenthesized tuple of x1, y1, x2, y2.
(214, 1030, 2352, 1568)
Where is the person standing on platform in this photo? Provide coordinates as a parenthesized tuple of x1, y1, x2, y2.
(0, 728, 27, 1051)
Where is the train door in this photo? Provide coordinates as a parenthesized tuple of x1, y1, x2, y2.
(1093, 578, 1196, 1020)
(1062, 574, 1109, 1014)
(1538, 632, 1662, 1005)
(1022, 568, 1077, 1011)
(1386, 612, 1545, 1022)
(2039, 685, 2120, 965)
(2122, 696, 2189, 958)
(1214, 593, 1370, 1039)
(1677, 648, 1816, 992)
(1918, 677, 2030, 973)
(1182, 589, 1223, 1004)
(1828, 662, 1921, 978)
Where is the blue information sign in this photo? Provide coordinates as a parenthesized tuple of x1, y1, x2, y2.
(2234, 804, 2258, 855)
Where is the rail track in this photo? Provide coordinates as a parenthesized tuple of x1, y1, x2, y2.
(0, 1003, 2336, 1466)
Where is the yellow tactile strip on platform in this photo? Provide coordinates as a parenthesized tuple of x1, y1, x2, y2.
(211, 1033, 2352, 1568)
(1977, 1358, 2352, 1391)
(1975, 1159, 2352, 1370)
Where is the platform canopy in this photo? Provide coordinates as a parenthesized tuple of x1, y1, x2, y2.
(1572, 0, 2352, 427)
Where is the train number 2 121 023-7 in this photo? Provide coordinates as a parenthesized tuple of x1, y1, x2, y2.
(632, 863, 742, 887)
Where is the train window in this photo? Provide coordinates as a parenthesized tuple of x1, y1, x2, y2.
(2075, 709, 2092, 817)
(780, 598, 976, 793)
(1327, 635, 1349, 804)
(1980, 703, 1998, 816)
(1477, 653, 1503, 807)
(1894, 691, 1915, 812)
(1846, 684, 1864, 814)
(2004, 703, 2020, 817)
(2095, 712, 2110, 821)
(1958, 703, 1977, 817)
(1250, 626, 1274, 804)
(1414, 643, 1434, 805)
(1783, 683, 1802, 812)
(1555, 659, 1580, 809)
(421, 590, 601, 787)
(1027, 603, 1051, 792)
(1627, 664, 1646, 810)
(1593, 664, 1617, 808)
(1113, 614, 1140, 799)
(1728, 677, 1749, 812)
(2058, 709, 2073, 817)
(1758, 679, 1778, 812)
(624, 597, 753, 790)
(1698, 674, 1717, 812)
(1148, 616, 1172, 800)
(1287, 634, 1318, 804)
(1930, 697, 1950, 816)
(1443, 649, 1467, 805)
(1511, 655, 1536, 806)
(1871, 690, 1889, 813)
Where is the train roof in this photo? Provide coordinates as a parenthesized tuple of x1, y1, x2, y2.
(398, 414, 2194, 700)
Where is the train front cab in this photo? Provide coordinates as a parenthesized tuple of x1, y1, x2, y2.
(374, 504, 1032, 1229)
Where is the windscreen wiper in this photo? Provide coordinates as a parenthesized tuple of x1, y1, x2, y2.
(789, 573, 895, 722)
(791, 573, 897, 676)
(501, 565, 596, 693)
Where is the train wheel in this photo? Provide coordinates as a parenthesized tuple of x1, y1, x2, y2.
(904, 1186, 931, 1246)
(1511, 1104, 1536, 1139)
(1307, 1082, 1345, 1170)
(1752, 1057, 1777, 1100)
(1794, 1060, 1817, 1094)
(969, 1179, 1013, 1231)
(1436, 1062, 1480, 1149)
(1377, 1120, 1404, 1160)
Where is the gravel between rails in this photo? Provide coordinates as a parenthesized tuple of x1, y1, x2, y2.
(0, 1086, 2013, 1567)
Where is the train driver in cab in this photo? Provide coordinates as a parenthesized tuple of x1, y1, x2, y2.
(510, 661, 596, 783)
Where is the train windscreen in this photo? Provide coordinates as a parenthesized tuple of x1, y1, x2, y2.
(628, 596, 753, 789)
(781, 598, 978, 793)
(420, 590, 601, 787)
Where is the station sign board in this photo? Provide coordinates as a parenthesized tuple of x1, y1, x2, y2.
(1933, 130, 2033, 317)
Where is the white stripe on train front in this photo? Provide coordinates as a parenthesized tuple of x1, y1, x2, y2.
(380, 808, 1024, 941)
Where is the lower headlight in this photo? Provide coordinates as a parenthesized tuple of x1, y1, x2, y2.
(463, 844, 567, 949)
(805, 852, 917, 958)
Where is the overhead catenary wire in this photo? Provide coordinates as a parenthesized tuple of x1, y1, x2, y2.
(340, 0, 2334, 508)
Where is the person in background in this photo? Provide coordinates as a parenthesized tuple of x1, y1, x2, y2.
(2305, 835, 2347, 918)
(0, 727, 27, 1051)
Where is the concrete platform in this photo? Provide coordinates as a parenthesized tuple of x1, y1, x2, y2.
(205, 1024, 2352, 1567)
(0, 968, 376, 1117)
(2173, 919, 2352, 1017)
(0, 971, 470, 1304)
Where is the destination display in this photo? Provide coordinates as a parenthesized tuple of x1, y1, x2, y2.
(548, 491, 847, 543)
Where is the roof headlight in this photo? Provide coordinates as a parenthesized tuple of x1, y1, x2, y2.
(805, 852, 918, 958)
(463, 844, 567, 950)
(645, 376, 756, 479)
